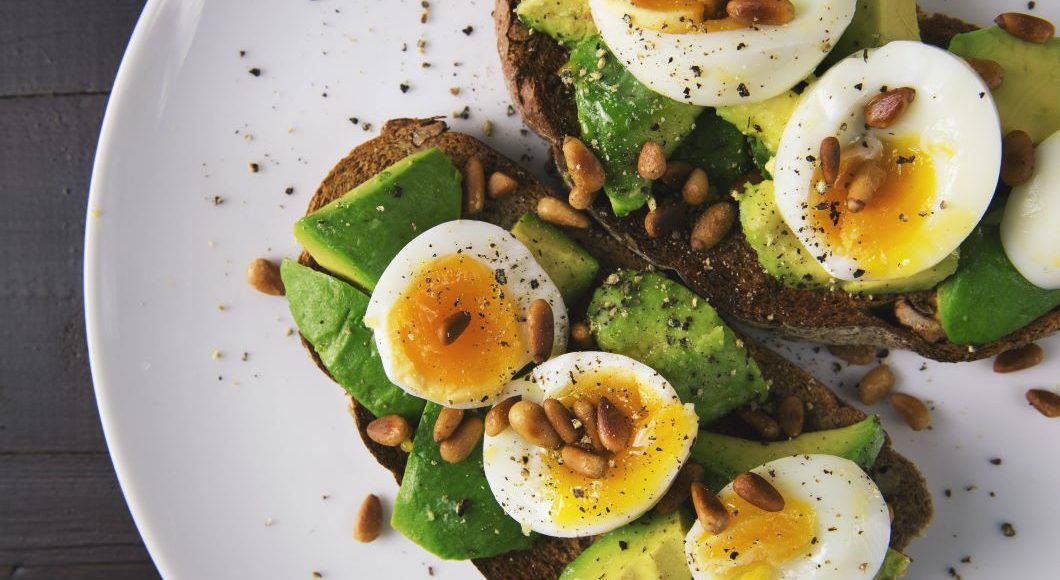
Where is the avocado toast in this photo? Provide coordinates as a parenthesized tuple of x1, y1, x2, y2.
(493, 0, 1060, 362)
(286, 118, 931, 578)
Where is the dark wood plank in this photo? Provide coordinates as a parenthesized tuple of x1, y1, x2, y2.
(0, 0, 146, 96)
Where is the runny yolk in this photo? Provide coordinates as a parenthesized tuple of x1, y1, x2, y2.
(387, 253, 526, 404)
(808, 135, 938, 278)
(541, 370, 697, 527)
(694, 493, 817, 579)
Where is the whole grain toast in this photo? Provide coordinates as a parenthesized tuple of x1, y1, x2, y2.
(296, 118, 932, 579)
(494, 0, 1060, 362)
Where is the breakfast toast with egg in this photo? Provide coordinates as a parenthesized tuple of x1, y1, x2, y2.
(296, 118, 931, 579)
(494, 0, 1060, 363)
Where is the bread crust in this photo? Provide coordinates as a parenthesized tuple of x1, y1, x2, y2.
(295, 118, 932, 578)
(493, 0, 1060, 362)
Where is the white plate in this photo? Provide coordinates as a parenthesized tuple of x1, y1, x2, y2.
(85, 1, 1059, 578)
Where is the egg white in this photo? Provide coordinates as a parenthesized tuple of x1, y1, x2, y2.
(588, 0, 856, 106)
(773, 41, 1001, 281)
(483, 351, 698, 537)
(685, 454, 891, 580)
(363, 220, 568, 408)
(1002, 129, 1060, 290)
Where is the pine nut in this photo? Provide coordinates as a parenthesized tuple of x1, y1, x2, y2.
(890, 393, 931, 431)
(537, 197, 590, 229)
(528, 299, 554, 364)
(562, 136, 605, 194)
(439, 310, 471, 346)
(859, 364, 895, 405)
(366, 414, 411, 447)
(1026, 389, 1060, 418)
(777, 395, 804, 438)
(543, 399, 581, 444)
(828, 344, 876, 365)
(439, 415, 484, 463)
(247, 258, 285, 296)
(846, 161, 887, 213)
(1001, 130, 1035, 187)
(690, 202, 735, 251)
(485, 396, 521, 436)
(487, 171, 519, 199)
(560, 445, 608, 479)
(819, 136, 840, 184)
(570, 321, 595, 350)
(434, 407, 465, 443)
(691, 481, 730, 534)
(660, 160, 694, 190)
(353, 494, 383, 542)
(682, 168, 712, 206)
(644, 203, 686, 239)
(994, 343, 1044, 373)
(637, 141, 667, 180)
(965, 57, 1004, 90)
(656, 463, 706, 515)
(568, 186, 599, 210)
(596, 396, 632, 453)
(737, 409, 781, 441)
(733, 472, 785, 512)
(572, 399, 606, 452)
(863, 87, 916, 128)
(726, 0, 795, 26)
(509, 401, 563, 449)
(462, 157, 485, 216)
(995, 12, 1055, 44)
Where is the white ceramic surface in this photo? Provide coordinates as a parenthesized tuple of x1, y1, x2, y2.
(85, 1, 1060, 578)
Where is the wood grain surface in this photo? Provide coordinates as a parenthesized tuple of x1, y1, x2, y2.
(0, 1, 160, 577)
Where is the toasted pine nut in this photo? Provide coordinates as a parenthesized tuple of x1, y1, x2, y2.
(572, 399, 605, 452)
(353, 494, 383, 542)
(439, 310, 471, 346)
(637, 141, 667, 180)
(463, 157, 485, 215)
(485, 396, 521, 436)
(995, 12, 1055, 44)
(727, 0, 795, 25)
(570, 321, 595, 350)
(894, 299, 945, 343)
(890, 393, 931, 431)
(859, 364, 895, 405)
(562, 136, 605, 194)
(644, 203, 686, 239)
(733, 472, 785, 512)
(560, 445, 608, 479)
(509, 401, 563, 449)
(777, 396, 804, 438)
(819, 136, 840, 184)
(737, 409, 781, 441)
(434, 407, 465, 442)
(700, 0, 728, 19)
(543, 399, 581, 444)
(965, 57, 1004, 90)
(487, 171, 519, 199)
(846, 161, 887, 213)
(691, 481, 731, 534)
(568, 185, 599, 210)
(1026, 389, 1060, 418)
(366, 415, 411, 447)
(656, 463, 706, 514)
(537, 197, 590, 229)
(994, 343, 1044, 373)
(439, 415, 484, 463)
(828, 344, 876, 365)
(1001, 130, 1035, 187)
(247, 258, 285, 296)
(863, 87, 916, 128)
(682, 168, 712, 206)
(596, 396, 632, 453)
(528, 299, 554, 364)
(661, 160, 694, 190)
(690, 202, 735, 251)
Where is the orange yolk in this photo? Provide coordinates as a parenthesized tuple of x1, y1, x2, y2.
(541, 370, 697, 527)
(387, 254, 526, 404)
(809, 136, 938, 278)
(694, 494, 817, 579)
(627, 0, 708, 33)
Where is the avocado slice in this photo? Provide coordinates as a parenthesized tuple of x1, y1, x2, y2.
(589, 270, 768, 422)
(567, 38, 703, 216)
(391, 402, 533, 559)
(716, 84, 803, 155)
(949, 27, 1060, 144)
(690, 416, 886, 490)
(670, 109, 754, 194)
(293, 147, 462, 291)
(559, 510, 693, 580)
(824, 0, 920, 68)
(515, 0, 596, 44)
(510, 212, 600, 305)
(279, 260, 425, 419)
(875, 549, 912, 580)
(938, 223, 1060, 345)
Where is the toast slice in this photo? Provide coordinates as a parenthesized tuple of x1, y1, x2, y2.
(494, 0, 1060, 362)
(296, 118, 932, 579)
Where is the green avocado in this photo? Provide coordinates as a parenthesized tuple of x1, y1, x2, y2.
(690, 416, 886, 491)
(670, 108, 754, 194)
(949, 27, 1060, 144)
(875, 549, 912, 580)
(567, 38, 703, 216)
(293, 148, 461, 291)
(560, 510, 693, 580)
(392, 403, 533, 559)
(515, 0, 596, 44)
(510, 212, 600, 305)
(824, 0, 920, 68)
(588, 270, 768, 422)
(279, 260, 425, 419)
(716, 84, 803, 155)
(937, 223, 1060, 345)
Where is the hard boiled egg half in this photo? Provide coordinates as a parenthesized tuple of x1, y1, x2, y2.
(483, 351, 698, 537)
(588, 0, 856, 106)
(774, 41, 1001, 281)
(363, 220, 567, 408)
(1002, 129, 1060, 289)
(685, 454, 891, 579)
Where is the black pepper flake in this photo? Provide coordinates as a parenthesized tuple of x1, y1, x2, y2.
(455, 498, 470, 516)
(285, 187, 294, 195)
(690, 65, 702, 77)
(248, 67, 262, 77)
(213, 195, 225, 205)
(390, 185, 403, 198)
(1001, 522, 1016, 537)
(618, 540, 628, 550)
(462, 25, 474, 35)
(736, 42, 747, 50)
(249, 162, 260, 173)
(854, 82, 863, 90)
(453, 106, 470, 120)
(506, 105, 516, 116)
(989, 457, 1002, 465)
(853, 268, 865, 279)
(400, 82, 410, 93)
(737, 83, 750, 97)
(897, 155, 916, 165)
(349, 117, 359, 125)
(238, 50, 246, 58)
(495, 269, 507, 285)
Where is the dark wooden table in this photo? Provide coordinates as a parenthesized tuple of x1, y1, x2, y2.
(1, 2, 161, 578)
